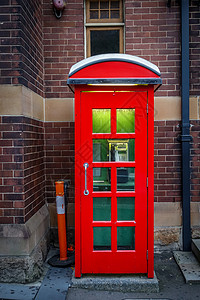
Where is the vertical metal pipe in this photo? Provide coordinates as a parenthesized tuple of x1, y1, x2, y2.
(180, 0, 192, 251)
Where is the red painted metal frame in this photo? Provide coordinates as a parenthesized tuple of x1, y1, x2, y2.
(74, 86, 82, 278)
(147, 86, 155, 278)
(74, 85, 155, 277)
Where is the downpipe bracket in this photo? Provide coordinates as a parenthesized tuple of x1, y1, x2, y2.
(177, 134, 193, 142)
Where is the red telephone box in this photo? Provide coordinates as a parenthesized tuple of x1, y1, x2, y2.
(67, 54, 161, 278)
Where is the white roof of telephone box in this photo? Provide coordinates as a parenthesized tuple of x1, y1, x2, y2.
(68, 53, 161, 77)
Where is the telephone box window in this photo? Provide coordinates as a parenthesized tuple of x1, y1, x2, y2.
(117, 227, 135, 250)
(117, 167, 135, 191)
(93, 227, 111, 250)
(117, 109, 135, 133)
(93, 139, 135, 162)
(93, 197, 111, 221)
(117, 197, 135, 221)
(93, 167, 111, 191)
(92, 109, 111, 133)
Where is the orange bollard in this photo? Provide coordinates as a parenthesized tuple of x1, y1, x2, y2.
(55, 181, 67, 261)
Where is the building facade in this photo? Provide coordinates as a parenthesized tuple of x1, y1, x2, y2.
(0, 0, 199, 282)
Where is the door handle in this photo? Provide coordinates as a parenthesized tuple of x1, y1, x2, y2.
(83, 163, 89, 195)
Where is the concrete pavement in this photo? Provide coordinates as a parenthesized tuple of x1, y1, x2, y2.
(0, 249, 200, 300)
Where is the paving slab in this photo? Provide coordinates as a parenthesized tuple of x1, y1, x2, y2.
(173, 251, 200, 283)
(0, 281, 41, 300)
(71, 271, 159, 293)
(0, 247, 73, 300)
(34, 266, 73, 300)
(0, 265, 46, 300)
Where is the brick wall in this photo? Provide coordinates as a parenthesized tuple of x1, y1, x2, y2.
(154, 119, 200, 203)
(44, 121, 75, 204)
(0, 0, 43, 96)
(154, 120, 182, 203)
(0, 116, 45, 224)
(125, 0, 181, 98)
(125, 0, 200, 97)
(189, 1, 200, 95)
(191, 120, 200, 202)
(43, 0, 84, 98)
(0, 0, 199, 237)
(1, 0, 199, 98)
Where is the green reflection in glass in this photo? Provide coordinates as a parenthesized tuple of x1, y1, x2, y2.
(117, 109, 135, 133)
(93, 167, 111, 191)
(93, 109, 111, 133)
(117, 227, 135, 250)
(117, 167, 135, 191)
(93, 227, 111, 250)
(117, 197, 135, 221)
(93, 197, 111, 221)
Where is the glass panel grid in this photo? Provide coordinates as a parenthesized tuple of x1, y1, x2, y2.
(117, 167, 135, 191)
(100, 1, 109, 9)
(117, 197, 135, 221)
(89, 0, 121, 21)
(92, 109, 111, 133)
(90, 1, 98, 9)
(93, 197, 111, 221)
(117, 227, 135, 250)
(93, 227, 111, 250)
(117, 109, 135, 133)
(93, 167, 111, 191)
(93, 139, 135, 162)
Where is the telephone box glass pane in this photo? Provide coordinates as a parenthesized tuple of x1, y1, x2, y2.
(93, 109, 111, 133)
(117, 197, 135, 221)
(93, 167, 111, 191)
(93, 197, 111, 221)
(117, 167, 135, 191)
(117, 227, 135, 250)
(93, 139, 135, 162)
(117, 109, 135, 133)
(93, 227, 111, 250)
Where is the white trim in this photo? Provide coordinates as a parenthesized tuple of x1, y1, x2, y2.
(85, 22, 125, 26)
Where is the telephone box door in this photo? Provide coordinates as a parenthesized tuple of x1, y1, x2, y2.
(78, 90, 148, 274)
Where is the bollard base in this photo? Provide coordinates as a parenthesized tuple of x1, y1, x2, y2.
(48, 251, 75, 268)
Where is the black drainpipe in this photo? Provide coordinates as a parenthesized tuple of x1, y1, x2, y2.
(179, 0, 192, 251)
